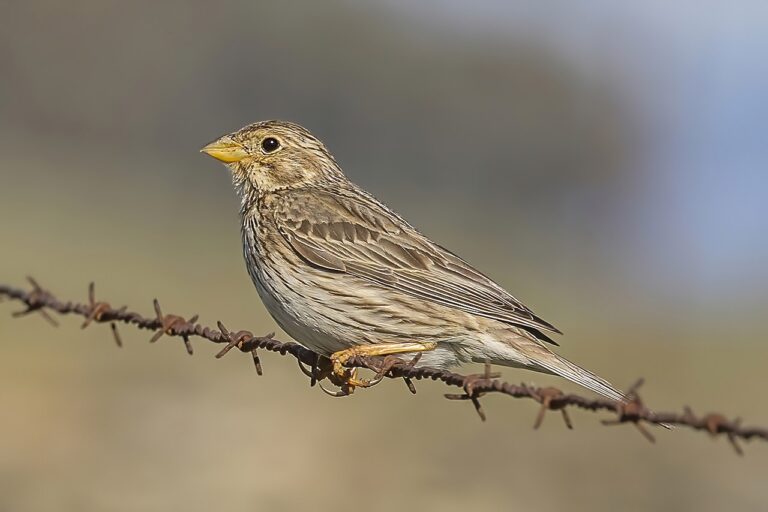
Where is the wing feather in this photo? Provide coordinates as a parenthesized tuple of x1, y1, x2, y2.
(274, 188, 561, 340)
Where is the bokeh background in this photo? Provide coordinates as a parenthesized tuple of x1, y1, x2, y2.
(2, 1, 767, 510)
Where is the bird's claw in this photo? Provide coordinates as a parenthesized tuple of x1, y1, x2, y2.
(315, 354, 385, 397)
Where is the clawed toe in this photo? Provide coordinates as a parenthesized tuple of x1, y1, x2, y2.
(319, 380, 353, 397)
(318, 366, 366, 397)
(315, 355, 390, 397)
(312, 343, 436, 397)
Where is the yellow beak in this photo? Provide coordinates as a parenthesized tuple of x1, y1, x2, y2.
(200, 136, 249, 163)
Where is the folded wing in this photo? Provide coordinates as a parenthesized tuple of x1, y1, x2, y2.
(274, 188, 562, 342)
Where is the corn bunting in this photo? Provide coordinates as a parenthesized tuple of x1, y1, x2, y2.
(201, 120, 624, 400)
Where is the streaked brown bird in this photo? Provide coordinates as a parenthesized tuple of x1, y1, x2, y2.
(201, 120, 624, 399)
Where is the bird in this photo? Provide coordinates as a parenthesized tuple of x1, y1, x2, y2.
(200, 120, 625, 400)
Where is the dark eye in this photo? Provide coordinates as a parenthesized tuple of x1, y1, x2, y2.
(261, 137, 281, 153)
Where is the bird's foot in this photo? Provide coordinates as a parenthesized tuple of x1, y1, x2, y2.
(296, 354, 365, 396)
(319, 342, 437, 397)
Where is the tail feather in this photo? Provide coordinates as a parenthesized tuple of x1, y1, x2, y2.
(480, 336, 671, 428)
(531, 354, 673, 429)
(532, 355, 626, 403)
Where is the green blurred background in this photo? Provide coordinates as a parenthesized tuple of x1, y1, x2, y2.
(1, 1, 767, 510)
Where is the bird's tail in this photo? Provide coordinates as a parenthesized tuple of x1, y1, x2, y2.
(532, 354, 674, 429)
(486, 341, 672, 429)
(531, 354, 626, 402)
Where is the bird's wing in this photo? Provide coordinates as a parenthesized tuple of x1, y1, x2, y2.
(274, 188, 562, 340)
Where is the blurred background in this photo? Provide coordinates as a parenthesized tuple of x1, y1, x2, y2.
(1, 0, 767, 510)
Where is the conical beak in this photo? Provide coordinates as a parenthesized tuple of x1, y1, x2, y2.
(200, 135, 249, 163)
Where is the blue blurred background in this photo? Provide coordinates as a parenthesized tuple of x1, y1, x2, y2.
(1, 1, 767, 511)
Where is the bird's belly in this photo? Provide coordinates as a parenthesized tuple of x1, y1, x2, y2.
(246, 254, 475, 363)
(249, 262, 350, 355)
(256, 280, 467, 369)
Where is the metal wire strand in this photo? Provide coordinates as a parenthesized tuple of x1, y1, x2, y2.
(1, 278, 765, 454)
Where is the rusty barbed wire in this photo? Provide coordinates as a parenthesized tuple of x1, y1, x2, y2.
(1, 277, 766, 453)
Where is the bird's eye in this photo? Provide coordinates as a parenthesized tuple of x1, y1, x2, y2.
(261, 137, 281, 153)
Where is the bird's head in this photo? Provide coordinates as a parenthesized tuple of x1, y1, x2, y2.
(201, 120, 344, 197)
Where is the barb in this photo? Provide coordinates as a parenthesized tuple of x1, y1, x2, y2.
(1, 279, 766, 453)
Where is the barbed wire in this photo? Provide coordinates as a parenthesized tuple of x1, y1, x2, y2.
(1, 277, 766, 454)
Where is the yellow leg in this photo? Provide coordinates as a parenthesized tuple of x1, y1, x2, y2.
(329, 341, 437, 393)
